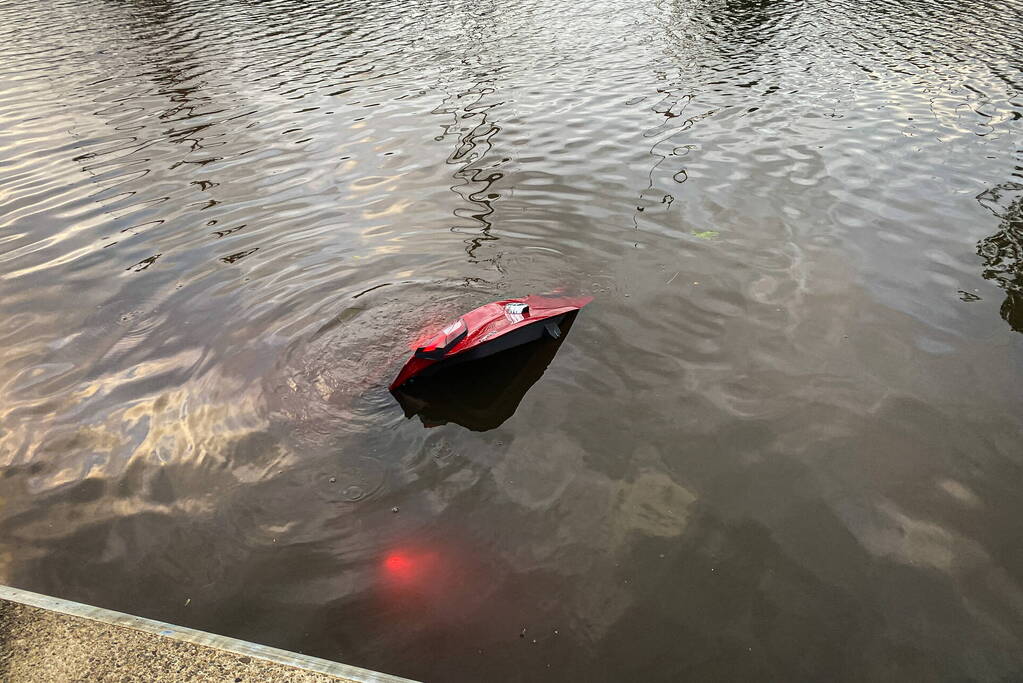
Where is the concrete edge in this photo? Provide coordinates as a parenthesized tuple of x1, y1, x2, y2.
(0, 585, 420, 683)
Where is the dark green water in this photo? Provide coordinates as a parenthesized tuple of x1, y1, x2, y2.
(0, 0, 1022, 680)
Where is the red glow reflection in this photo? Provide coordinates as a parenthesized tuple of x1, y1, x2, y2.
(384, 552, 414, 579)
(381, 549, 440, 585)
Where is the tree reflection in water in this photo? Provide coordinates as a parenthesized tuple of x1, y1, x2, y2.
(977, 179, 1023, 332)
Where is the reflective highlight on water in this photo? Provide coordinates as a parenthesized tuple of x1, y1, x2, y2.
(0, 0, 1021, 679)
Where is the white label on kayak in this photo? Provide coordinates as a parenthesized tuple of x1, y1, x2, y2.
(442, 320, 463, 336)
(505, 302, 528, 323)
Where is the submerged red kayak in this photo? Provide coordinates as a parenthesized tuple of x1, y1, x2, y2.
(389, 294, 592, 391)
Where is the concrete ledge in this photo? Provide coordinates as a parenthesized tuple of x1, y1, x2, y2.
(0, 585, 419, 683)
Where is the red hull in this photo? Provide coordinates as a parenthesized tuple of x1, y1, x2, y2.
(389, 294, 592, 391)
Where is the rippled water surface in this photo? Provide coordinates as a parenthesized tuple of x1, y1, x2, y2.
(2, 0, 1023, 679)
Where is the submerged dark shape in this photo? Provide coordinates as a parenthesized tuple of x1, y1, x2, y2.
(392, 311, 580, 431)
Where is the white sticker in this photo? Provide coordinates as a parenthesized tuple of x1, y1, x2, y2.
(505, 302, 528, 323)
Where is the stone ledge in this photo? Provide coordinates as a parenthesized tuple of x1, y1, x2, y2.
(0, 586, 418, 683)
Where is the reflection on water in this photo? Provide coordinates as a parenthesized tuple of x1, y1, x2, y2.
(977, 173, 1023, 332)
(1, 0, 1022, 679)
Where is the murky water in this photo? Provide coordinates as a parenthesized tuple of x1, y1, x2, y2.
(1, 0, 1022, 679)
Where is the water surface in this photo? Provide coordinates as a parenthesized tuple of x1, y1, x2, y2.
(1, 0, 1022, 679)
